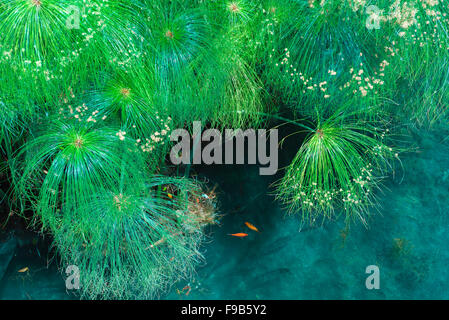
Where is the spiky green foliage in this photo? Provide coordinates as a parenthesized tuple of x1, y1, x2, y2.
(1, 0, 448, 299)
(276, 115, 397, 226)
(0, 97, 30, 155)
(138, 0, 267, 129)
(0, 0, 78, 62)
(370, 0, 449, 125)
(375, 0, 449, 79)
(286, 1, 368, 76)
(14, 116, 209, 299)
(215, 0, 257, 26)
(15, 120, 140, 230)
(0, 0, 87, 98)
(258, 1, 394, 123)
(142, 1, 210, 80)
(53, 176, 205, 299)
(400, 57, 449, 127)
(86, 72, 162, 136)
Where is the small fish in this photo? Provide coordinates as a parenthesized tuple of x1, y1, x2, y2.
(167, 193, 173, 199)
(169, 257, 175, 262)
(196, 198, 200, 204)
(228, 233, 248, 238)
(18, 267, 29, 273)
(183, 285, 191, 296)
(245, 222, 259, 232)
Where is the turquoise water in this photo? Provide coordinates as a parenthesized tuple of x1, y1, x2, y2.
(1, 128, 449, 299)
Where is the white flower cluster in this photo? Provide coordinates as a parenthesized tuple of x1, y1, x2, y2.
(135, 115, 172, 153)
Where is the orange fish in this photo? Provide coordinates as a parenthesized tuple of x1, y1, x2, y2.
(167, 193, 173, 199)
(245, 222, 259, 232)
(183, 285, 191, 296)
(228, 233, 248, 238)
(18, 267, 29, 273)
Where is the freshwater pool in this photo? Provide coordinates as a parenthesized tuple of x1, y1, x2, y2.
(1, 128, 449, 300)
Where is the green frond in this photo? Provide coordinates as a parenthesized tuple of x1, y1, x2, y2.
(14, 119, 146, 230)
(0, 0, 81, 62)
(276, 116, 397, 226)
(53, 175, 209, 299)
(141, 0, 211, 81)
